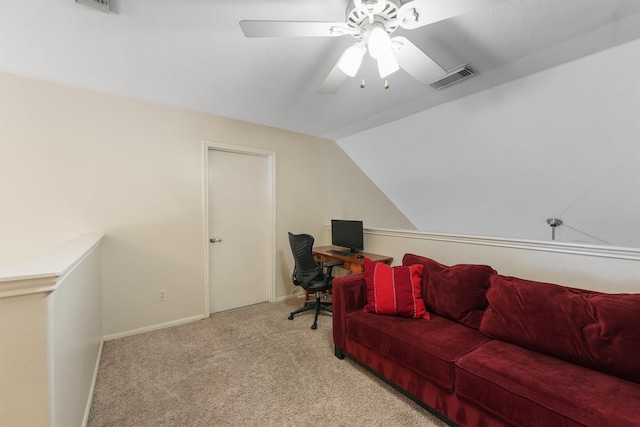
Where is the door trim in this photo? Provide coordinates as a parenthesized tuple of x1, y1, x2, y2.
(202, 141, 276, 317)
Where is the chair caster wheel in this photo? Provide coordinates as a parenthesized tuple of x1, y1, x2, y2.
(311, 324, 317, 330)
(288, 314, 294, 320)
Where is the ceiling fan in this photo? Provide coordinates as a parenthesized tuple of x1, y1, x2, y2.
(240, 0, 503, 93)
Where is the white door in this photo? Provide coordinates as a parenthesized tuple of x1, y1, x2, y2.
(208, 149, 270, 313)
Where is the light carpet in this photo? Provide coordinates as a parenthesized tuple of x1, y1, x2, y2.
(88, 299, 448, 426)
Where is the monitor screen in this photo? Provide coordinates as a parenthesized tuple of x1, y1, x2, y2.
(331, 219, 364, 252)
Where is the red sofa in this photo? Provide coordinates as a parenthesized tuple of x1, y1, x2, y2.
(332, 253, 640, 427)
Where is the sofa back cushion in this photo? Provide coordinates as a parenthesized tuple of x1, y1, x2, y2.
(402, 254, 496, 329)
(480, 274, 640, 383)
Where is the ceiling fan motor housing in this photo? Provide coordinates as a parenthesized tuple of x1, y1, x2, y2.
(354, 0, 387, 14)
(347, 0, 402, 37)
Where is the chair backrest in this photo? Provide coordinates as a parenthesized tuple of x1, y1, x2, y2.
(288, 232, 322, 288)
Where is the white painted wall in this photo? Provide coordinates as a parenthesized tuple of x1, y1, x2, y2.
(338, 39, 640, 248)
(0, 71, 408, 336)
(51, 241, 103, 427)
(322, 227, 640, 294)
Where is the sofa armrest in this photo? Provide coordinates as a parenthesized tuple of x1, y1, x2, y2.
(332, 273, 366, 354)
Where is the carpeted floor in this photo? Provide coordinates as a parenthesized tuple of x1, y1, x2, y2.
(88, 299, 449, 426)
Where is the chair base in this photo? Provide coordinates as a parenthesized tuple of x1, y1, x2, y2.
(288, 294, 332, 330)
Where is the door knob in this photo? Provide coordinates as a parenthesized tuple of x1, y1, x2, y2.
(209, 238, 222, 243)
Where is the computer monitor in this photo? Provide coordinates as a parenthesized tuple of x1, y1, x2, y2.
(331, 219, 364, 253)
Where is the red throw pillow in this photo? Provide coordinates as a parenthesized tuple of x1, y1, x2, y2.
(363, 258, 430, 319)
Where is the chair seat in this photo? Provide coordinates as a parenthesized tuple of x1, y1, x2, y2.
(307, 281, 331, 292)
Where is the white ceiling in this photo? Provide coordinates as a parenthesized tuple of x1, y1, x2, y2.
(1, 0, 639, 140)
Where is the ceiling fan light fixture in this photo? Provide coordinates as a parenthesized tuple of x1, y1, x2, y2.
(338, 44, 366, 77)
(367, 26, 392, 60)
(377, 52, 399, 78)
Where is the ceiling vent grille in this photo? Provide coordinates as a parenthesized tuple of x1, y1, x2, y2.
(430, 65, 474, 90)
(76, 0, 110, 13)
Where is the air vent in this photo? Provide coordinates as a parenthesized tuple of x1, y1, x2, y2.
(76, 0, 110, 13)
(430, 65, 474, 90)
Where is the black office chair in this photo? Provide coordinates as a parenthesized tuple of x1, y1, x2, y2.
(288, 232, 343, 330)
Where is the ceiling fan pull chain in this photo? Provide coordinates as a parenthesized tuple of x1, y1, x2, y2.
(360, 79, 366, 89)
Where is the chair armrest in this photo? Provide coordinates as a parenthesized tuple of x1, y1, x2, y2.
(332, 273, 367, 352)
(323, 260, 344, 276)
(324, 261, 345, 267)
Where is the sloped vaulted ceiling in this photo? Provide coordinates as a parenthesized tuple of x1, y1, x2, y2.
(0, 0, 639, 139)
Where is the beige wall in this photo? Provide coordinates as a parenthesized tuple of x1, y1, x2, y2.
(318, 142, 415, 231)
(0, 71, 409, 336)
(0, 292, 51, 426)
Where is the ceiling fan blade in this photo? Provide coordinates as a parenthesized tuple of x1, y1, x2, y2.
(392, 36, 447, 84)
(318, 59, 349, 94)
(398, 0, 505, 30)
(239, 20, 352, 38)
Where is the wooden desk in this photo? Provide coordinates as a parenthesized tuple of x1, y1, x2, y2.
(312, 246, 393, 274)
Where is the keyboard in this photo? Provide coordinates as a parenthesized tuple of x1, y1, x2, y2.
(328, 249, 352, 256)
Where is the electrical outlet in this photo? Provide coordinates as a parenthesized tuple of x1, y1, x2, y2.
(158, 289, 167, 301)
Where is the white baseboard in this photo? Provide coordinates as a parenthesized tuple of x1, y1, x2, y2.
(274, 289, 308, 303)
(103, 315, 205, 341)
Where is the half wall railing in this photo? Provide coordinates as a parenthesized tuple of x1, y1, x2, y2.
(0, 234, 104, 427)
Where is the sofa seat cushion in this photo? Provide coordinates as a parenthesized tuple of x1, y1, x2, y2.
(345, 311, 490, 390)
(480, 274, 640, 382)
(456, 340, 640, 427)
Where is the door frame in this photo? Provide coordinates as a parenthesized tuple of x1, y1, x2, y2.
(202, 140, 276, 317)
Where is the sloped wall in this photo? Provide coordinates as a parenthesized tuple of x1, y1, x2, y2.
(338, 39, 640, 248)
